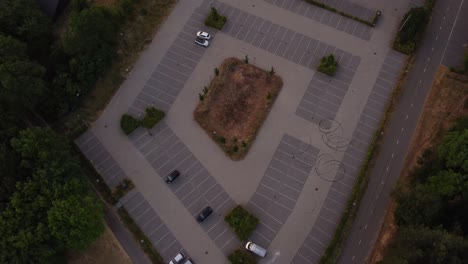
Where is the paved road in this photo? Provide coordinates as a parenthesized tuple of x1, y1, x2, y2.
(338, 0, 467, 263)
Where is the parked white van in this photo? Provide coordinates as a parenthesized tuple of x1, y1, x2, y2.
(245, 241, 267, 257)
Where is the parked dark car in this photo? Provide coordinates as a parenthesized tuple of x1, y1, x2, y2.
(165, 170, 180, 184)
(196, 206, 213, 222)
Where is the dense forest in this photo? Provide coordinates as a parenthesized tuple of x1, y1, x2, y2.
(382, 117, 468, 263)
(0, 0, 123, 261)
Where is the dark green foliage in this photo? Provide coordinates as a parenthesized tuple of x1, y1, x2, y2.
(438, 129, 468, 172)
(0, 35, 46, 112)
(203, 86, 209, 95)
(199, 93, 204, 101)
(0, 128, 104, 263)
(244, 55, 249, 64)
(269, 67, 276, 77)
(218, 136, 227, 144)
(242, 141, 248, 148)
(318, 54, 338, 76)
(63, 6, 118, 86)
(0, 0, 52, 57)
(232, 145, 239, 153)
(121, 108, 165, 135)
(215, 67, 220, 76)
(120, 114, 141, 135)
(225, 206, 259, 241)
(141, 107, 165, 129)
(384, 117, 468, 263)
(205, 7, 227, 30)
(381, 226, 468, 264)
(394, 7, 429, 54)
(71, 0, 90, 12)
(228, 249, 257, 264)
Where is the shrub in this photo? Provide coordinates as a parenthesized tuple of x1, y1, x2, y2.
(318, 54, 338, 76)
(228, 249, 257, 264)
(205, 7, 227, 30)
(393, 7, 429, 54)
(233, 145, 239, 153)
(225, 205, 259, 241)
(120, 114, 141, 135)
(141, 107, 165, 129)
(215, 67, 220, 76)
(218, 136, 226, 144)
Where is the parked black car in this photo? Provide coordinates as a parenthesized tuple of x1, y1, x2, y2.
(196, 206, 213, 222)
(165, 170, 180, 184)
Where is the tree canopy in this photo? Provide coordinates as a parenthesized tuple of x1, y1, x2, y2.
(0, 128, 104, 263)
(385, 119, 468, 263)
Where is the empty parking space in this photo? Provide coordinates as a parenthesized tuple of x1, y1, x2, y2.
(246, 134, 319, 247)
(75, 131, 126, 188)
(128, 122, 240, 255)
(128, 7, 216, 117)
(291, 50, 406, 264)
(263, 0, 374, 41)
(118, 189, 188, 262)
(296, 55, 360, 124)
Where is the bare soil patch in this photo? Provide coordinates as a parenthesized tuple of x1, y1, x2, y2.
(368, 66, 468, 263)
(194, 57, 283, 160)
(68, 223, 131, 264)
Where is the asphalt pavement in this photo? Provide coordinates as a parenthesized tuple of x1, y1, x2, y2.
(104, 206, 151, 264)
(338, 0, 467, 263)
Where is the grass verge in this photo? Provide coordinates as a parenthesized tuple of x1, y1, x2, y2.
(117, 208, 164, 264)
(303, 0, 381, 27)
(319, 55, 414, 264)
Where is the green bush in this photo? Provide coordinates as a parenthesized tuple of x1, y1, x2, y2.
(205, 7, 227, 30)
(225, 205, 259, 241)
(228, 249, 257, 264)
(120, 114, 141, 135)
(120, 108, 165, 135)
(318, 54, 338, 76)
(141, 107, 165, 129)
(393, 7, 429, 54)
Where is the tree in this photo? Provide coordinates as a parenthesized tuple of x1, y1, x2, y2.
(0, 0, 51, 57)
(0, 35, 27, 63)
(0, 128, 104, 263)
(438, 129, 468, 173)
(62, 6, 118, 88)
(48, 195, 104, 250)
(0, 60, 46, 111)
(381, 226, 468, 264)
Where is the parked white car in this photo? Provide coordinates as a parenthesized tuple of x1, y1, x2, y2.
(196, 31, 211, 40)
(169, 252, 185, 264)
(245, 241, 267, 257)
(194, 37, 209, 47)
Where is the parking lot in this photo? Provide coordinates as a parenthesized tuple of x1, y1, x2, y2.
(247, 134, 320, 247)
(264, 0, 375, 41)
(291, 50, 406, 264)
(75, 131, 127, 189)
(118, 190, 188, 261)
(75, 0, 408, 262)
(129, 122, 240, 255)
